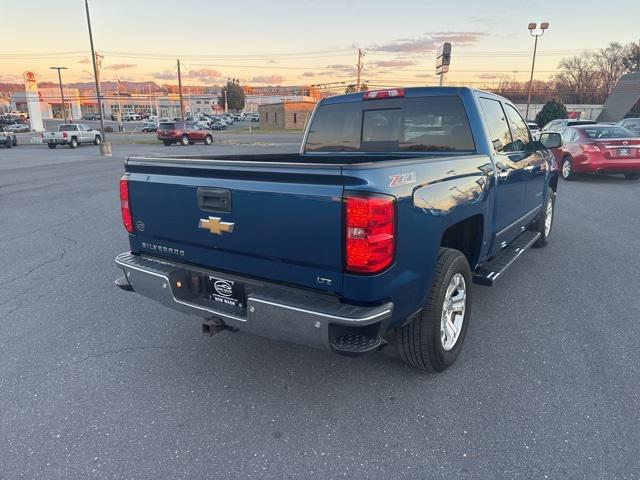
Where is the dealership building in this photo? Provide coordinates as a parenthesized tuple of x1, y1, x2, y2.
(9, 86, 319, 121)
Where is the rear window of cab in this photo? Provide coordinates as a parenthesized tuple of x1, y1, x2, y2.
(304, 96, 475, 153)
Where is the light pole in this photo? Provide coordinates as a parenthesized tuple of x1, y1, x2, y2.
(49, 66, 68, 122)
(525, 22, 549, 121)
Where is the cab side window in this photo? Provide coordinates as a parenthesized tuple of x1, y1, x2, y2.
(504, 104, 531, 152)
(479, 98, 512, 154)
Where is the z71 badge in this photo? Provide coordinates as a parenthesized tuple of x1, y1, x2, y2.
(389, 172, 417, 187)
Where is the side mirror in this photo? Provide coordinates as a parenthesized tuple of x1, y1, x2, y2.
(539, 132, 562, 149)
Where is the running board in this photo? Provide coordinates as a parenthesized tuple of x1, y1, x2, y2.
(473, 231, 540, 286)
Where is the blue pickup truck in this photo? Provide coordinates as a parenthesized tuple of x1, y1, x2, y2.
(115, 87, 561, 371)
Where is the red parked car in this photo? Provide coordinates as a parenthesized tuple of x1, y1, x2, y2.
(157, 121, 212, 146)
(552, 125, 640, 181)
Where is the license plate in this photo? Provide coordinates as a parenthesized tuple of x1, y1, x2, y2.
(205, 275, 245, 308)
(618, 148, 630, 156)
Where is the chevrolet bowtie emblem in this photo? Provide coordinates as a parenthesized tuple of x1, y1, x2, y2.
(198, 216, 235, 235)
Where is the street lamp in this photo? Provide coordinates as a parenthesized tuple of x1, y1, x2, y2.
(525, 22, 549, 121)
(49, 66, 68, 122)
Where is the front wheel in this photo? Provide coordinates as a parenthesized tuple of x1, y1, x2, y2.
(48, 143, 57, 149)
(624, 172, 639, 180)
(395, 248, 472, 372)
(180, 135, 189, 146)
(561, 157, 575, 181)
(12, 136, 17, 147)
(204, 135, 212, 145)
(532, 187, 555, 248)
(94, 135, 101, 145)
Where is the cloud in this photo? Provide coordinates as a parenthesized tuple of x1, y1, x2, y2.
(371, 59, 416, 68)
(302, 71, 317, 77)
(325, 64, 358, 76)
(106, 63, 137, 70)
(370, 31, 486, 54)
(0, 74, 22, 83)
(249, 75, 284, 84)
(477, 73, 499, 80)
(78, 57, 91, 64)
(186, 68, 222, 82)
(153, 70, 176, 81)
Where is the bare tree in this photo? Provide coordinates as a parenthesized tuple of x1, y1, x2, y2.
(594, 42, 628, 98)
(555, 52, 600, 103)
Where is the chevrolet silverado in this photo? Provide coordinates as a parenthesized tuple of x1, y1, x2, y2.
(114, 87, 561, 371)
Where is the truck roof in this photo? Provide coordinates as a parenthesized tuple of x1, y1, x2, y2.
(322, 86, 488, 105)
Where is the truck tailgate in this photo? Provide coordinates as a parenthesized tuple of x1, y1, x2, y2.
(125, 158, 345, 293)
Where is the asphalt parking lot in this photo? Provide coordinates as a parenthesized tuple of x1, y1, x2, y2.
(1, 139, 639, 479)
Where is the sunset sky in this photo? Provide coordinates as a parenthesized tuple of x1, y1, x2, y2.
(1, 0, 639, 89)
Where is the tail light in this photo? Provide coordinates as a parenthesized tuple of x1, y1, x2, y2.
(119, 176, 134, 233)
(345, 194, 395, 273)
(363, 89, 405, 100)
(63, 131, 68, 139)
(581, 144, 601, 152)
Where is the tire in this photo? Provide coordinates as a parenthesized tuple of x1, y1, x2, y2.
(624, 172, 639, 180)
(69, 137, 78, 149)
(48, 143, 57, 149)
(560, 156, 575, 181)
(204, 135, 212, 145)
(12, 136, 17, 147)
(163, 141, 172, 146)
(395, 248, 472, 372)
(180, 135, 189, 146)
(531, 187, 556, 248)
(5, 138, 12, 148)
(94, 135, 101, 145)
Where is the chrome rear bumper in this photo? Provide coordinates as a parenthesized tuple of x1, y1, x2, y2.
(115, 253, 392, 351)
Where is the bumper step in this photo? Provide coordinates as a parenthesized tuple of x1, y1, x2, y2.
(330, 334, 384, 356)
(473, 230, 540, 286)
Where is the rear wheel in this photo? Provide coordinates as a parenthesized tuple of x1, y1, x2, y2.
(12, 136, 17, 147)
(204, 135, 212, 145)
(48, 143, 57, 149)
(69, 137, 78, 149)
(94, 135, 101, 145)
(532, 187, 555, 248)
(5, 138, 12, 148)
(395, 248, 472, 372)
(624, 172, 639, 180)
(163, 141, 172, 146)
(180, 135, 189, 146)
(561, 156, 575, 181)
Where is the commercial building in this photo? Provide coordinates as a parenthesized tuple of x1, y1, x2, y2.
(258, 101, 316, 130)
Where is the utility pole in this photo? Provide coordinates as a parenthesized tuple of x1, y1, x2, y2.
(525, 22, 549, 121)
(49, 66, 68, 122)
(84, 0, 109, 155)
(177, 59, 185, 121)
(148, 83, 153, 116)
(356, 48, 366, 91)
(116, 78, 123, 132)
(224, 90, 228, 113)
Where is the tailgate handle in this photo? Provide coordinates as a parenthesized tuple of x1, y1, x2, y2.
(198, 188, 231, 212)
